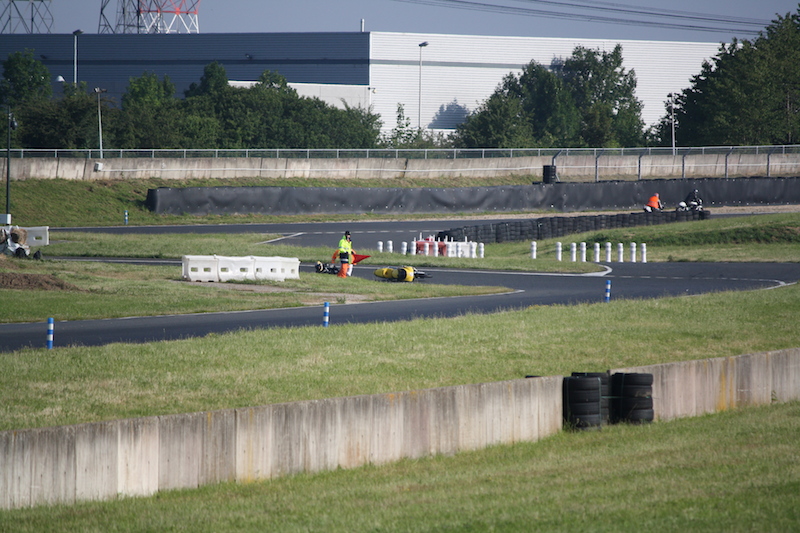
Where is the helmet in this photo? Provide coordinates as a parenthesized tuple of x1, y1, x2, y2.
(344, 231, 351, 237)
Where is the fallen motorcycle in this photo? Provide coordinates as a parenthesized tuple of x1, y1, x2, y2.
(373, 266, 431, 282)
(315, 261, 340, 275)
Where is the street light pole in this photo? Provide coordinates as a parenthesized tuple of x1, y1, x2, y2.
(418, 41, 428, 130)
(72, 29, 83, 85)
(669, 93, 676, 156)
(5, 106, 17, 222)
(94, 87, 107, 159)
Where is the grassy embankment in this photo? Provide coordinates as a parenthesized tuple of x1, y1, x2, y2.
(7, 176, 539, 228)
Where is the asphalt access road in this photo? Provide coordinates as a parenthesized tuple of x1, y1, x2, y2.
(51, 218, 542, 250)
(1, 260, 798, 353)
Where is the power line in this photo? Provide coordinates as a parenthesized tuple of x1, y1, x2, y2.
(391, 0, 773, 36)
(515, 0, 770, 27)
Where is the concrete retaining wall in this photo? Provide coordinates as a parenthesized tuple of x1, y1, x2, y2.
(612, 348, 800, 422)
(1, 348, 798, 510)
(4, 154, 800, 182)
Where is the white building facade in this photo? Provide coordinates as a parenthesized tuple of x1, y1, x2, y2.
(369, 32, 721, 134)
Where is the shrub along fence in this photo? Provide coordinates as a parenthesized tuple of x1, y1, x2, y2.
(1, 348, 798, 510)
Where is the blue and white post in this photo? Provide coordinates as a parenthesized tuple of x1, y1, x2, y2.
(46, 317, 54, 349)
(124, 210, 129, 225)
(323, 302, 330, 327)
(604, 280, 612, 303)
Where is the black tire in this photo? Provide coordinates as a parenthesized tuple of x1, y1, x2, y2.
(566, 402, 601, 416)
(619, 385, 653, 398)
(620, 397, 653, 412)
(565, 389, 602, 403)
(563, 376, 602, 391)
(611, 373, 653, 387)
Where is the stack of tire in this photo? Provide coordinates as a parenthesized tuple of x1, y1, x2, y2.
(572, 372, 610, 424)
(562, 374, 605, 430)
(610, 372, 654, 424)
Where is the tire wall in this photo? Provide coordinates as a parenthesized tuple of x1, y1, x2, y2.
(1, 348, 797, 510)
(144, 177, 800, 216)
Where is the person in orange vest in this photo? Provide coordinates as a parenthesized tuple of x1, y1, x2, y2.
(332, 231, 355, 278)
(645, 193, 663, 212)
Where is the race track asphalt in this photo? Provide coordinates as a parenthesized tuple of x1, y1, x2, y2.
(2, 220, 798, 353)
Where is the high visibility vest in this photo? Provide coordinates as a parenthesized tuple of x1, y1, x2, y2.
(338, 237, 353, 255)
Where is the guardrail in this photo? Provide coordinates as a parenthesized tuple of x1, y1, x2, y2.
(6, 145, 800, 160)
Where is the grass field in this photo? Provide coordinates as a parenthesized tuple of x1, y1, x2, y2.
(1, 181, 799, 530)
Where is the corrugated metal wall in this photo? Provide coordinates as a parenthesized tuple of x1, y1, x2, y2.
(370, 32, 720, 131)
(0, 32, 370, 106)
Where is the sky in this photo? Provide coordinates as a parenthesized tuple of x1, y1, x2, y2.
(46, 0, 799, 43)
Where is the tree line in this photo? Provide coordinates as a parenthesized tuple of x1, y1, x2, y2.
(1, 7, 798, 150)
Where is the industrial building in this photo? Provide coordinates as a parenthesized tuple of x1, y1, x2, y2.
(1, 31, 721, 134)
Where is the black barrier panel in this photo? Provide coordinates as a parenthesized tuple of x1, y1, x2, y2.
(145, 177, 800, 216)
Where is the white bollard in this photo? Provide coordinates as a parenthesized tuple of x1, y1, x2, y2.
(378, 241, 383, 253)
(478, 242, 485, 258)
(630, 242, 637, 263)
(531, 241, 537, 259)
(387, 240, 393, 254)
(409, 241, 415, 256)
(433, 241, 439, 257)
(593, 242, 600, 263)
(401, 242, 407, 255)
(556, 242, 562, 262)
(424, 241, 430, 256)
(641, 243, 647, 263)
(570, 243, 577, 262)
(617, 243, 624, 262)
(470, 241, 477, 258)
(605, 242, 612, 262)
(580, 242, 587, 262)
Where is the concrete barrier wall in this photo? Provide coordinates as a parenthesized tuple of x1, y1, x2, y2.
(1, 349, 798, 510)
(5, 154, 800, 182)
(612, 348, 800, 422)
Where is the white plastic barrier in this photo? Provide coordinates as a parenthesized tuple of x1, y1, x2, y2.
(182, 256, 299, 282)
(182, 255, 220, 282)
(253, 256, 285, 281)
(217, 256, 254, 282)
(278, 257, 300, 279)
(22, 226, 50, 246)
